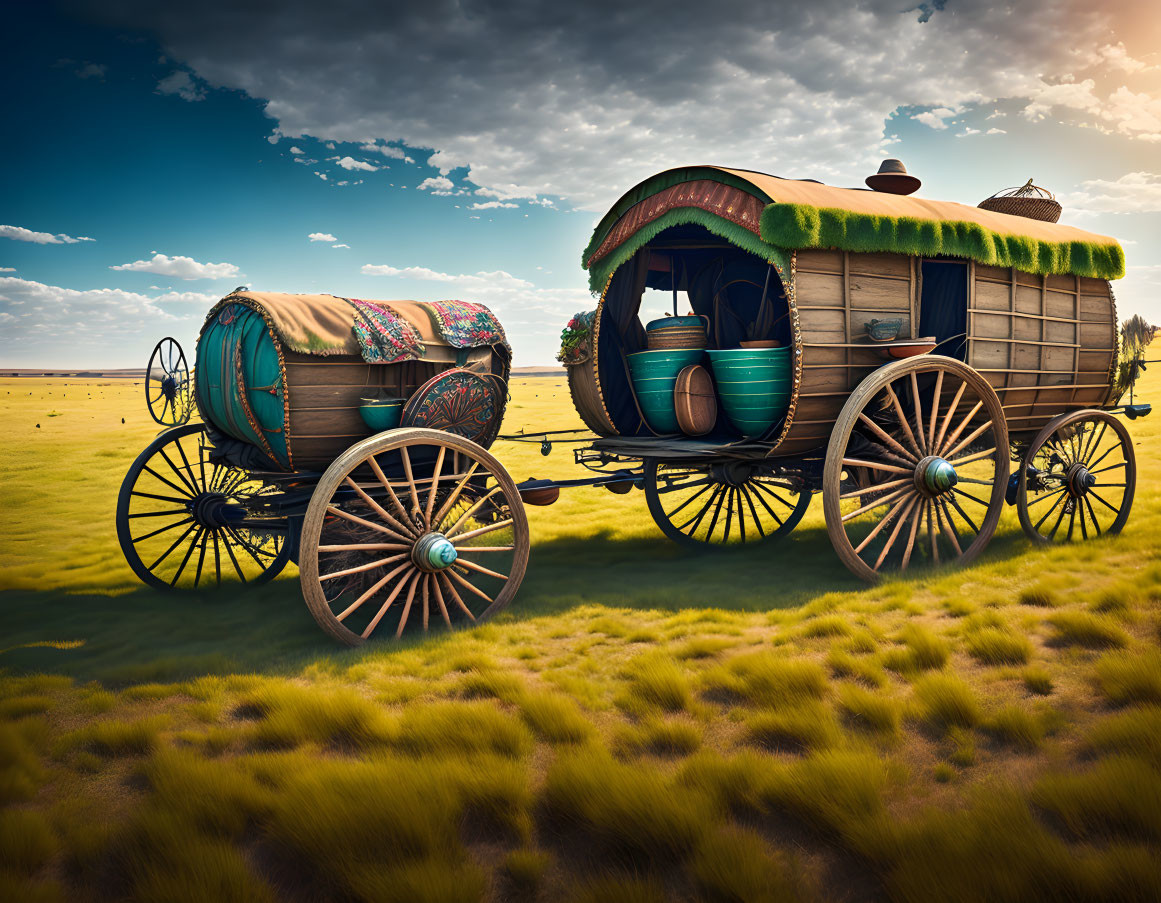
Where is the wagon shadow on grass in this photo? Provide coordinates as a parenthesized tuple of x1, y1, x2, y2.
(0, 517, 1036, 685)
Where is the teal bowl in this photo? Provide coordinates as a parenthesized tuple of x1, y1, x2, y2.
(636, 395, 680, 433)
(628, 348, 705, 377)
(706, 348, 790, 362)
(359, 400, 404, 431)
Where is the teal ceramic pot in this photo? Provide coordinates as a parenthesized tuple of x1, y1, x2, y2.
(646, 315, 708, 333)
(359, 399, 405, 432)
(706, 348, 792, 437)
(627, 349, 704, 433)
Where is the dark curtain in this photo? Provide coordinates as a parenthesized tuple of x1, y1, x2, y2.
(596, 249, 651, 434)
(919, 261, 968, 360)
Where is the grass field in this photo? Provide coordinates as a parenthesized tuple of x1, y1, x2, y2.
(2, 370, 1160, 902)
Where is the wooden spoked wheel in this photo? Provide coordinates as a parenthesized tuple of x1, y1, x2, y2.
(116, 424, 291, 590)
(1017, 410, 1136, 543)
(822, 356, 1009, 583)
(644, 458, 811, 549)
(298, 428, 530, 646)
(146, 337, 193, 426)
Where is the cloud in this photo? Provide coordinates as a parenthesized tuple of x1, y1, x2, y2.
(912, 107, 959, 129)
(332, 243, 350, 248)
(359, 142, 407, 160)
(155, 70, 206, 101)
(417, 176, 454, 195)
(334, 156, 379, 172)
(956, 127, 981, 137)
(308, 232, 338, 242)
(289, 146, 304, 154)
(0, 225, 95, 244)
(469, 201, 518, 210)
(88, 0, 1161, 210)
(0, 267, 15, 272)
(986, 127, 1007, 134)
(75, 62, 107, 80)
(110, 252, 240, 280)
(0, 276, 212, 366)
(1058, 172, 1161, 215)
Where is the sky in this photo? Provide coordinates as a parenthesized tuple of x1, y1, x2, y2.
(1, 0, 1159, 368)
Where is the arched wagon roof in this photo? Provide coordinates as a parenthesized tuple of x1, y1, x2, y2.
(582, 166, 1125, 291)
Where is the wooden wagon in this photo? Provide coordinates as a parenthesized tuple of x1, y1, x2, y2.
(117, 292, 530, 645)
(561, 165, 1145, 580)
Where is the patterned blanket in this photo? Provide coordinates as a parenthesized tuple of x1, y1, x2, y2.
(419, 300, 510, 352)
(349, 299, 427, 363)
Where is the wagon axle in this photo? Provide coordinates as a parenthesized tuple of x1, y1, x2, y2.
(188, 492, 249, 529)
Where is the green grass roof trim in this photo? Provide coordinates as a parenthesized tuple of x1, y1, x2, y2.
(584, 207, 791, 293)
(759, 203, 1125, 280)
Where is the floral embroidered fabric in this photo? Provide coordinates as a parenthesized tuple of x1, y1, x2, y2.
(557, 310, 596, 365)
(419, 300, 510, 351)
(348, 298, 426, 364)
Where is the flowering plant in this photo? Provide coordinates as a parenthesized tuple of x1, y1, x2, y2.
(557, 310, 596, 365)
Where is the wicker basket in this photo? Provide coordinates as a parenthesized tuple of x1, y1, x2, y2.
(646, 327, 708, 350)
(978, 179, 1061, 223)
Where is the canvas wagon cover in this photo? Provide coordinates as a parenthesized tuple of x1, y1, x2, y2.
(583, 165, 1125, 290)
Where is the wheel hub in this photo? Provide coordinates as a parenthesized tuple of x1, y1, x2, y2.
(189, 493, 246, 528)
(161, 374, 178, 401)
(412, 532, 458, 572)
(915, 455, 958, 496)
(711, 461, 755, 487)
(1066, 463, 1096, 498)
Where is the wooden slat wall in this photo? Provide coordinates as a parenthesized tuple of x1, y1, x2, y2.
(774, 250, 916, 456)
(967, 266, 1116, 438)
(283, 346, 500, 470)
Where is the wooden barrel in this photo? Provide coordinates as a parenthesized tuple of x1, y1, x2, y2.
(196, 300, 506, 471)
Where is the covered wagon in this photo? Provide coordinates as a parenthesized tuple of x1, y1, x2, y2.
(118, 292, 529, 645)
(562, 164, 1140, 580)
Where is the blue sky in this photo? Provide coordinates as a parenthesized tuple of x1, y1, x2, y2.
(2, 1, 1159, 366)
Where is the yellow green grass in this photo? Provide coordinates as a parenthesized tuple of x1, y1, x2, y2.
(2, 371, 1161, 901)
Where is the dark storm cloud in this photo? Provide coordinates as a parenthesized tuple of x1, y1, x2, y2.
(68, 0, 1154, 207)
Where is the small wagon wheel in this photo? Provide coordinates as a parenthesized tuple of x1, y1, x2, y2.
(643, 458, 811, 549)
(298, 428, 530, 646)
(1016, 410, 1136, 543)
(116, 423, 291, 590)
(822, 356, 1009, 583)
(145, 337, 194, 426)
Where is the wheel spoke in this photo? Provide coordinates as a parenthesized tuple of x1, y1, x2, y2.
(367, 455, 416, 528)
(221, 531, 248, 582)
(681, 485, 723, 533)
(146, 522, 199, 571)
(393, 575, 422, 639)
(943, 419, 994, 462)
(948, 447, 996, 467)
(936, 500, 963, 557)
(224, 524, 274, 569)
(841, 485, 913, 523)
(937, 399, 984, 459)
(853, 492, 913, 555)
(444, 486, 505, 540)
(857, 413, 918, 464)
(1088, 489, 1121, 515)
(722, 487, 735, 542)
(318, 542, 411, 553)
(1089, 462, 1126, 476)
(839, 477, 912, 501)
(447, 568, 493, 605)
(142, 465, 194, 499)
(927, 369, 944, 451)
(909, 371, 927, 456)
(399, 446, 422, 517)
(663, 482, 714, 521)
(1025, 485, 1067, 507)
(336, 561, 410, 622)
(1033, 491, 1067, 532)
(326, 504, 405, 539)
(452, 545, 517, 554)
(1083, 496, 1102, 536)
(133, 517, 193, 544)
(704, 486, 729, 540)
(342, 476, 415, 539)
(741, 486, 765, 539)
(885, 384, 923, 458)
(431, 573, 453, 627)
(439, 572, 476, 621)
(1047, 498, 1070, 539)
(422, 577, 431, 631)
(927, 502, 938, 564)
(362, 571, 419, 639)
(748, 482, 786, 526)
(320, 553, 408, 582)
(131, 490, 190, 504)
(841, 457, 913, 476)
(170, 527, 204, 586)
(158, 448, 199, 496)
(873, 493, 919, 570)
(452, 518, 514, 544)
(901, 500, 924, 570)
(456, 558, 509, 581)
(431, 462, 482, 527)
(945, 493, 980, 535)
(425, 446, 446, 527)
(933, 381, 967, 453)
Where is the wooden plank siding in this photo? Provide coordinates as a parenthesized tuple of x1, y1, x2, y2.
(770, 251, 1117, 457)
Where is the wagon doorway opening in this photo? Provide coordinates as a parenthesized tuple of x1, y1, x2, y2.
(918, 260, 969, 361)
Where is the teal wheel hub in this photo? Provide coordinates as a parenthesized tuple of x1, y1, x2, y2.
(412, 533, 458, 571)
(915, 456, 958, 496)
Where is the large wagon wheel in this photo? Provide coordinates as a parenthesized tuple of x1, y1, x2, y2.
(145, 337, 193, 426)
(116, 423, 291, 590)
(298, 428, 530, 646)
(822, 356, 1009, 583)
(1017, 410, 1136, 543)
(643, 458, 811, 549)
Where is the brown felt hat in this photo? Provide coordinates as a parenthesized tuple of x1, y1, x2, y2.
(865, 159, 921, 195)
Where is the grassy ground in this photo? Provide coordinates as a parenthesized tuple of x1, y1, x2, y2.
(1, 370, 1160, 902)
